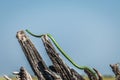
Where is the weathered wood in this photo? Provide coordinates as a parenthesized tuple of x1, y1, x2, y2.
(41, 35, 85, 80)
(4, 75, 12, 80)
(84, 69, 97, 80)
(93, 68, 103, 80)
(16, 30, 117, 80)
(84, 68, 103, 80)
(4, 67, 33, 80)
(13, 67, 33, 80)
(41, 35, 71, 80)
(45, 69, 62, 80)
(70, 69, 85, 80)
(16, 30, 53, 80)
(110, 64, 120, 80)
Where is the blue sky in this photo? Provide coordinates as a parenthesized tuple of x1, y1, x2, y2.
(0, 0, 120, 76)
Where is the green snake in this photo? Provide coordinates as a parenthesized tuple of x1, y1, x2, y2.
(26, 29, 96, 76)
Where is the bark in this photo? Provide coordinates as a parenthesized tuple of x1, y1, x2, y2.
(16, 30, 52, 80)
(41, 35, 85, 80)
(4, 75, 12, 80)
(16, 30, 115, 80)
(13, 67, 33, 80)
(110, 64, 120, 80)
(84, 69, 97, 80)
(93, 68, 103, 80)
(4, 67, 33, 80)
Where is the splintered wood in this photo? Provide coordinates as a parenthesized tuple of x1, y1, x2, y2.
(17, 31, 46, 80)
(15, 30, 120, 80)
(4, 67, 32, 80)
(41, 35, 85, 80)
(16, 30, 85, 80)
(110, 64, 120, 80)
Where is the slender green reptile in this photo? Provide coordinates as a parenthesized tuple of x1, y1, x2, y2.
(26, 29, 96, 77)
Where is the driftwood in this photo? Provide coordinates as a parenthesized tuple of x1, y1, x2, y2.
(16, 30, 53, 80)
(41, 35, 105, 80)
(14, 67, 33, 80)
(84, 69, 97, 80)
(110, 64, 120, 80)
(84, 68, 103, 80)
(41, 35, 85, 80)
(16, 30, 86, 80)
(4, 75, 12, 80)
(93, 68, 103, 80)
(4, 67, 32, 80)
(15, 30, 120, 80)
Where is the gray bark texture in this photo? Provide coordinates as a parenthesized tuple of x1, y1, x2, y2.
(41, 35, 85, 80)
(15, 30, 118, 80)
(16, 30, 85, 80)
(110, 64, 120, 80)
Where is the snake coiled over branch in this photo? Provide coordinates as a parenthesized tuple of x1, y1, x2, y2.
(26, 29, 96, 77)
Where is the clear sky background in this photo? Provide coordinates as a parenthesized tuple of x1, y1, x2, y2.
(0, 0, 120, 76)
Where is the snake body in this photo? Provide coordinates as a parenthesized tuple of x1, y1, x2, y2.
(26, 29, 96, 76)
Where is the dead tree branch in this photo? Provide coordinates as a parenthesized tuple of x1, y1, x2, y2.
(4, 75, 12, 80)
(41, 35, 85, 80)
(15, 67, 33, 80)
(110, 64, 120, 80)
(16, 30, 49, 80)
